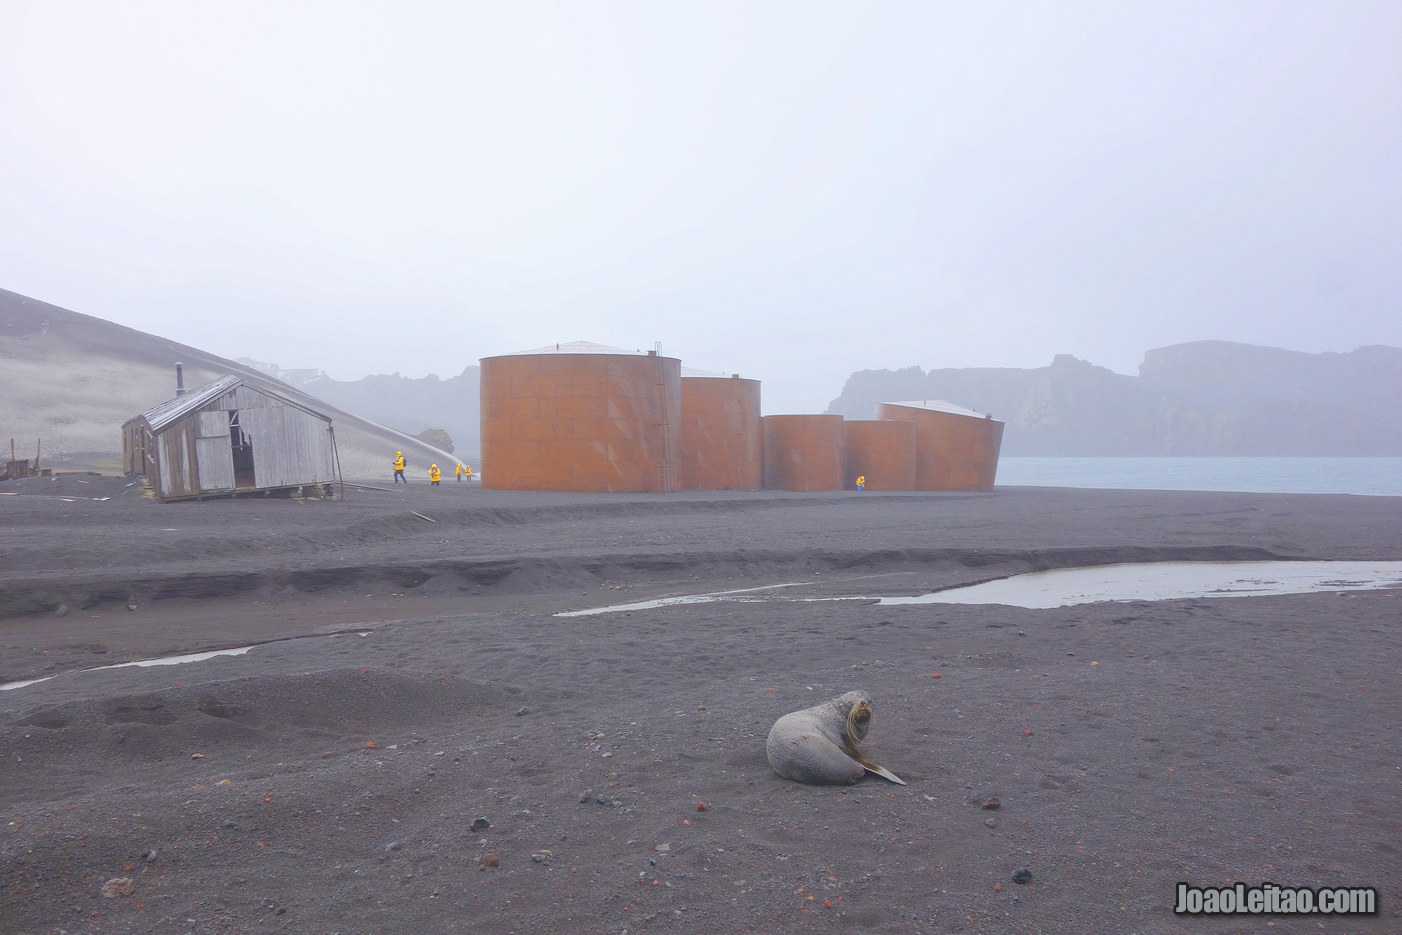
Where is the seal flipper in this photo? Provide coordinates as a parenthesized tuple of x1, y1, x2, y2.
(857, 757, 905, 785)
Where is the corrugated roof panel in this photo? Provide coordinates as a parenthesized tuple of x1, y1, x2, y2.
(141, 375, 241, 432)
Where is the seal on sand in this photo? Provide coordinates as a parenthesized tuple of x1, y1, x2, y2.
(765, 690, 905, 785)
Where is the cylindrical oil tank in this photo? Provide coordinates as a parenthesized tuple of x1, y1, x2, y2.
(842, 419, 916, 491)
(679, 372, 761, 490)
(876, 401, 1004, 491)
(761, 414, 845, 491)
(480, 344, 681, 492)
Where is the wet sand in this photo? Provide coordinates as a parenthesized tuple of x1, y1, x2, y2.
(2, 475, 1399, 933)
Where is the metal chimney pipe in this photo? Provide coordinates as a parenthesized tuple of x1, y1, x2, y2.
(175, 362, 185, 397)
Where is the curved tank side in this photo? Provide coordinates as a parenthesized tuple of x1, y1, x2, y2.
(679, 375, 762, 490)
(480, 352, 681, 492)
(760, 414, 845, 491)
(842, 419, 916, 490)
(875, 403, 1003, 491)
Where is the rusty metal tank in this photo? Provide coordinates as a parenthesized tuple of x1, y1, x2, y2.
(760, 414, 845, 491)
(679, 371, 762, 490)
(842, 419, 916, 491)
(875, 401, 1004, 491)
(480, 342, 681, 492)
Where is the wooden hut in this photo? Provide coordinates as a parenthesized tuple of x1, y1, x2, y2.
(123, 375, 339, 500)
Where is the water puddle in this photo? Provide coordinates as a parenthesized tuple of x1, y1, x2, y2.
(881, 561, 1402, 608)
(558, 561, 1402, 616)
(0, 646, 255, 692)
(554, 582, 811, 617)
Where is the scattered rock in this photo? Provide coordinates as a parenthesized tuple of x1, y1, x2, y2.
(480, 853, 500, 869)
(1012, 867, 1032, 885)
(126, 600, 139, 612)
(980, 796, 1000, 810)
(384, 841, 402, 853)
(595, 793, 608, 805)
(469, 817, 490, 832)
(141, 848, 158, 863)
(101, 877, 134, 898)
(54, 604, 69, 618)
(515, 706, 529, 717)
(531, 853, 548, 863)
(984, 818, 997, 829)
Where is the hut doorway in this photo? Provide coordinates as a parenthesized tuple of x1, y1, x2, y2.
(229, 411, 256, 488)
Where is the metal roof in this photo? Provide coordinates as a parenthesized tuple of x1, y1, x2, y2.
(138, 375, 241, 432)
(882, 399, 992, 420)
(505, 341, 657, 356)
(135, 375, 329, 433)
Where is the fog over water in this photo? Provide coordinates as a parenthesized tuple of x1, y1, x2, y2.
(3, 2, 1399, 413)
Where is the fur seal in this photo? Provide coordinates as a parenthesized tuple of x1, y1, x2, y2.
(765, 690, 905, 785)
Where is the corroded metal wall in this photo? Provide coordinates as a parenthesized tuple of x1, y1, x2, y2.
(760, 414, 845, 491)
(480, 352, 682, 492)
(876, 403, 1004, 491)
(679, 375, 761, 490)
(842, 419, 916, 491)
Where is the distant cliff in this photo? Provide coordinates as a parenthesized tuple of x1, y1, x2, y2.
(827, 342, 1402, 456)
(238, 359, 482, 461)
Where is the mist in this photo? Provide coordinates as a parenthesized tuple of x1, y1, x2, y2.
(2, 1, 1398, 413)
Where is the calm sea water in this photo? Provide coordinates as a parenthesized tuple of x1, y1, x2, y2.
(995, 457, 1402, 497)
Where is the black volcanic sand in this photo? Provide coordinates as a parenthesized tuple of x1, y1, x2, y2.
(1, 475, 1400, 934)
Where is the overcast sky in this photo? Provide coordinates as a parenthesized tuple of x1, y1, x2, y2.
(3, 1, 1399, 413)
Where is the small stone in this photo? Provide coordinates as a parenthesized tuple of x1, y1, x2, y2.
(101, 877, 134, 898)
(579, 791, 590, 803)
(595, 793, 608, 805)
(480, 853, 500, 869)
(984, 818, 997, 829)
(531, 853, 547, 863)
(126, 600, 139, 612)
(384, 841, 402, 853)
(54, 604, 69, 618)
(1012, 867, 1032, 885)
(141, 849, 158, 863)
(515, 706, 529, 717)
(469, 817, 490, 833)
(980, 796, 1000, 810)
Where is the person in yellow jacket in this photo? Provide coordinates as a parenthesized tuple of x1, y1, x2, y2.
(464, 464, 473, 483)
(855, 474, 866, 491)
(455, 462, 464, 482)
(429, 464, 442, 486)
(392, 451, 407, 484)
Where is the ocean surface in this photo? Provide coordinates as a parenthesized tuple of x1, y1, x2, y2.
(995, 457, 1402, 497)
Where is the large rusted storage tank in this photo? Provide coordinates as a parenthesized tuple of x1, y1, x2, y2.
(480, 342, 681, 492)
(679, 370, 762, 490)
(875, 401, 1003, 491)
(761, 414, 845, 491)
(842, 419, 916, 491)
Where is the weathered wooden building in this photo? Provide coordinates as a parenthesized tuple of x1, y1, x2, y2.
(123, 375, 339, 500)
